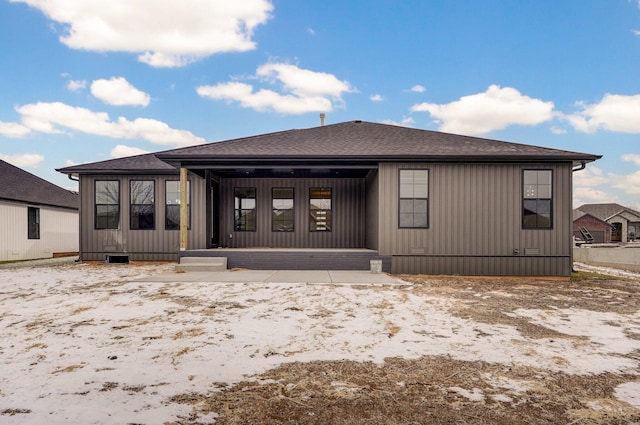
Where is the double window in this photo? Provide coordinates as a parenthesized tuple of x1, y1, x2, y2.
(399, 169, 429, 228)
(95, 180, 120, 229)
(523, 170, 552, 229)
(28, 207, 40, 239)
(234, 188, 256, 231)
(130, 180, 155, 230)
(165, 180, 190, 230)
(309, 188, 332, 232)
(272, 188, 294, 232)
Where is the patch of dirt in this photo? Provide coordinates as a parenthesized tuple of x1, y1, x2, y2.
(167, 276, 640, 425)
(169, 357, 640, 425)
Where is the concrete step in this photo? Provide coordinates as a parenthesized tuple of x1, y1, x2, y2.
(175, 256, 227, 272)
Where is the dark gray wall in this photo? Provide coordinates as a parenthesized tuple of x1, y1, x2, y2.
(78, 172, 207, 261)
(377, 162, 574, 276)
(219, 177, 366, 248)
(365, 169, 379, 250)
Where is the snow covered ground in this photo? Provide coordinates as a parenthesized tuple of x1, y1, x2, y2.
(1, 260, 639, 424)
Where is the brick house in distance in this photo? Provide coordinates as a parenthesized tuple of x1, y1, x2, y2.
(574, 203, 640, 243)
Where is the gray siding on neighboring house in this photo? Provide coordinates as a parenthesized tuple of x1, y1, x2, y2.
(78, 173, 207, 261)
(219, 177, 366, 249)
(377, 162, 574, 276)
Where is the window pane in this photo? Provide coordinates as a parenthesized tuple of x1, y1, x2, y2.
(399, 199, 414, 214)
(414, 199, 428, 214)
(399, 213, 414, 228)
(28, 207, 40, 239)
(538, 184, 552, 198)
(130, 181, 154, 230)
(523, 170, 538, 185)
(414, 213, 428, 228)
(524, 184, 537, 198)
(96, 181, 119, 204)
(95, 181, 120, 229)
(399, 170, 429, 228)
(537, 170, 552, 185)
(235, 188, 256, 231)
(272, 188, 294, 232)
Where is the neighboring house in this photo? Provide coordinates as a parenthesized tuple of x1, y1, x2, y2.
(57, 120, 600, 276)
(0, 159, 79, 261)
(572, 209, 613, 244)
(575, 203, 640, 243)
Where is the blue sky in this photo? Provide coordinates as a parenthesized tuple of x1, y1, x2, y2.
(1, 0, 639, 209)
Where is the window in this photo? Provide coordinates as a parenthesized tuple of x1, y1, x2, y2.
(130, 180, 155, 230)
(27, 207, 40, 239)
(272, 188, 294, 232)
(310, 188, 331, 232)
(165, 180, 190, 230)
(234, 188, 256, 231)
(95, 180, 120, 229)
(523, 170, 552, 229)
(399, 169, 428, 228)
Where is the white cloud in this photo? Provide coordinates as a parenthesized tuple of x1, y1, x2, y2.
(307, 28, 315, 36)
(15, 102, 205, 147)
(611, 170, 640, 196)
(381, 117, 415, 127)
(622, 153, 640, 166)
(410, 85, 426, 93)
(91, 77, 150, 107)
(573, 165, 609, 188)
(550, 126, 567, 135)
(573, 186, 618, 207)
(370, 94, 383, 102)
(0, 120, 32, 138)
(197, 63, 355, 114)
(11, 0, 273, 68)
(111, 144, 150, 158)
(66, 79, 86, 92)
(633, 29, 640, 36)
(410, 85, 555, 136)
(0, 152, 44, 168)
(564, 93, 640, 133)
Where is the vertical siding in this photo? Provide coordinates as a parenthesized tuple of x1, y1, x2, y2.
(0, 200, 78, 261)
(219, 177, 365, 248)
(79, 172, 206, 261)
(365, 169, 379, 250)
(379, 162, 574, 276)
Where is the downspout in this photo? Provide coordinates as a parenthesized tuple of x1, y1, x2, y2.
(570, 161, 586, 272)
(572, 162, 586, 172)
(67, 173, 79, 181)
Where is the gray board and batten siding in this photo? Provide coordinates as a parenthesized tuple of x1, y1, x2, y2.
(78, 173, 207, 261)
(378, 162, 574, 276)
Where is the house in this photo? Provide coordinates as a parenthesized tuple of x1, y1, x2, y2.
(574, 203, 640, 243)
(57, 120, 600, 276)
(0, 159, 79, 261)
(572, 209, 613, 244)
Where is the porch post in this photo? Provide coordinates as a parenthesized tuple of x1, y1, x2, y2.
(180, 167, 188, 251)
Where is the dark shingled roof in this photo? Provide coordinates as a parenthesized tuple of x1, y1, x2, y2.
(1, 159, 78, 209)
(57, 121, 601, 174)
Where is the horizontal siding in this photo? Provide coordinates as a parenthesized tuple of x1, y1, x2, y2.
(219, 177, 365, 248)
(79, 173, 206, 261)
(392, 255, 571, 276)
(0, 200, 78, 261)
(379, 162, 574, 276)
(183, 249, 392, 271)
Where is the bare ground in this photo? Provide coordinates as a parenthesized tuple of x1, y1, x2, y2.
(167, 274, 640, 425)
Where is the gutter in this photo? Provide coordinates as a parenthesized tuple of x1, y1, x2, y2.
(572, 162, 587, 172)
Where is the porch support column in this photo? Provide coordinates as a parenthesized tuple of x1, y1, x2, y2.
(180, 167, 188, 251)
